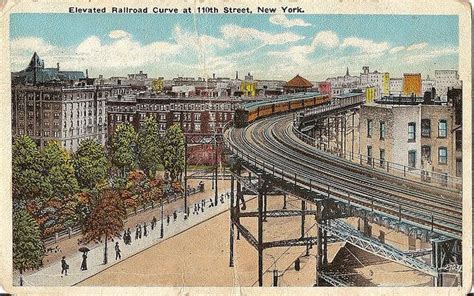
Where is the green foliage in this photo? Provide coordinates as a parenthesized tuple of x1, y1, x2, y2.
(12, 136, 49, 203)
(73, 139, 109, 190)
(13, 209, 45, 274)
(110, 123, 137, 177)
(161, 124, 185, 181)
(137, 117, 161, 178)
(42, 140, 70, 171)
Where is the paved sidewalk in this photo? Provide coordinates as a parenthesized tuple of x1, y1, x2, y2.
(21, 190, 235, 287)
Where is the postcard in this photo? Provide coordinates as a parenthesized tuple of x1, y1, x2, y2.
(0, 0, 471, 295)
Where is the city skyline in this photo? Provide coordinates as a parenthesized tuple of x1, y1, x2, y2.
(10, 14, 459, 81)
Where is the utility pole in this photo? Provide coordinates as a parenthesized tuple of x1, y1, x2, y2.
(184, 138, 188, 217)
(214, 136, 219, 205)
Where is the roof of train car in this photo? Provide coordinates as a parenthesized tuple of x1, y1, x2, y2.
(241, 92, 325, 111)
(333, 92, 364, 99)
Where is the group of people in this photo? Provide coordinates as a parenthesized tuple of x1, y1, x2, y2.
(59, 189, 232, 278)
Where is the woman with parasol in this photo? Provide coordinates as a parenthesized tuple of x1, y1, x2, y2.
(79, 247, 90, 271)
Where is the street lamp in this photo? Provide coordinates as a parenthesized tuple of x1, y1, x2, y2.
(160, 197, 164, 238)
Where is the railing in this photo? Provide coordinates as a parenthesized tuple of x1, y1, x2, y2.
(223, 134, 461, 240)
(292, 125, 462, 190)
(42, 185, 203, 246)
(292, 97, 462, 190)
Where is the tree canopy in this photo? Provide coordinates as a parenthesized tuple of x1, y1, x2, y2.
(161, 124, 185, 181)
(137, 117, 161, 178)
(110, 123, 137, 177)
(73, 139, 109, 190)
(13, 209, 44, 275)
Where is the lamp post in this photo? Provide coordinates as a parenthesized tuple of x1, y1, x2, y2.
(160, 197, 164, 238)
(184, 137, 188, 218)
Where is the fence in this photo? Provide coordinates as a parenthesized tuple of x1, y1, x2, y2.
(42, 184, 203, 246)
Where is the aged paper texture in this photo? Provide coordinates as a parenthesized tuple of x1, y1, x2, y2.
(0, 0, 471, 295)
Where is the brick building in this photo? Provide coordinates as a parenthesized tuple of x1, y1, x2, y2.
(359, 97, 460, 183)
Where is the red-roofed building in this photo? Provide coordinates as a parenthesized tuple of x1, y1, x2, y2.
(284, 74, 313, 93)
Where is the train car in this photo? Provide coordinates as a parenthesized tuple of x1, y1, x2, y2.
(234, 92, 330, 128)
(290, 99, 304, 110)
(258, 105, 273, 117)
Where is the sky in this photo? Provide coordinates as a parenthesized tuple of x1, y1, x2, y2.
(10, 14, 459, 81)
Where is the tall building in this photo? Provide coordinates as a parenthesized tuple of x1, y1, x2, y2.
(435, 70, 461, 100)
(12, 52, 85, 85)
(11, 53, 132, 151)
(402, 73, 422, 96)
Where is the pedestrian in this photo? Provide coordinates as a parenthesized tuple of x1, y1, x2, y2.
(80, 252, 88, 271)
(152, 216, 157, 229)
(144, 222, 148, 237)
(167, 215, 170, 225)
(135, 224, 139, 240)
(138, 224, 142, 239)
(61, 256, 69, 276)
(115, 242, 122, 260)
(173, 211, 177, 221)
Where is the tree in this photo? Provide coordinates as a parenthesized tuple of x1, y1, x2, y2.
(13, 209, 45, 286)
(161, 124, 185, 181)
(110, 123, 137, 177)
(42, 141, 79, 199)
(80, 188, 127, 265)
(73, 139, 109, 190)
(12, 136, 50, 205)
(137, 117, 161, 178)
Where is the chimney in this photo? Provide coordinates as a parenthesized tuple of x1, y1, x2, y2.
(57, 63, 60, 71)
(86, 69, 89, 78)
(213, 73, 216, 79)
(236, 71, 239, 80)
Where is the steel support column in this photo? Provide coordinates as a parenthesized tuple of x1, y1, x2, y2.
(236, 167, 241, 240)
(257, 178, 264, 287)
(229, 173, 235, 267)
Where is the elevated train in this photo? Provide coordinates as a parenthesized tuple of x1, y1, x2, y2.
(234, 92, 331, 128)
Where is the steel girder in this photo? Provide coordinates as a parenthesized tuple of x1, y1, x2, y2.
(320, 219, 438, 277)
(263, 237, 318, 249)
(239, 209, 318, 218)
(319, 272, 350, 287)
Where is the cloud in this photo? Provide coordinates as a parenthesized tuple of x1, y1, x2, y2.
(311, 31, 339, 49)
(11, 37, 57, 54)
(406, 42, 428, 51)
(173, 25, 229, 53)
(389, 46, 405, 54)
(269, 15, 311, 28)
(403, 47, 458, 64)
(220, 24, 304, 45)
(108, 30, 130, 39)
(341, 37, 390, 54)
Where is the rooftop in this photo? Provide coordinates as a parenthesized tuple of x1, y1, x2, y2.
(285, 74, 313, 88)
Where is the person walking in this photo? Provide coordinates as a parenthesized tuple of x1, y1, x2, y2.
(144, 222, 148, 237)
(152, 216, 157, 230)
(80, 252, 88, 271)
(167, 215, 170, 225)
(115, 242, 122, 260)
(135, 224, 139, 240)
(61, 256, 69, 276)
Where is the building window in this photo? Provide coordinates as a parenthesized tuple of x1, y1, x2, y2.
(421, 119, 431, 137)
(438, 147, 447, 164)
(194, 113, 201, 121)
(367, 146, 373, 164)
(195, 123, 201, 132)
(438, 120, 447, 138)
(379, 149, 385, 167)
(408, 150, 416, 168)
(421, 145, 431, 163)
(408, 122, 416, 142)
(379, 121, 385, 140)
(367, 120, 373, 138)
